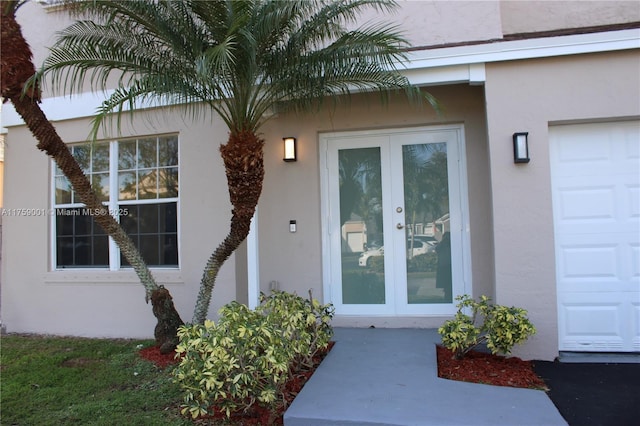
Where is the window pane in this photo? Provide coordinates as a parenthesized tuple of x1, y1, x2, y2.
(54, 137, 178, 269)
(118, 140, 136, 170)
(92, 143, 110, 172)
(159, 203, 177, 232)
(75, 213, 92, 235)
(402, 143, 452, 304)
(138, 204, 159, 233)
(120, 202, 178, 267)
(120, 205, 138, 234)
(56, 237, 74, 267)
(55, 208, 108, 268)
(73, 145, 90, 172)
(93, 236, 109, 264)
(74, 236, 91, 265)
(55, 176, 72, 204)
(92, 173, 110, 202)
(140, 235, 160, 265)
(138, 138, 157, 168)
(339, 147, 385, 304)
(158, 167, 178, 198)
(160, 234, 178, 265)
(57, 213, 74, 236)
(138, 169, 158, 199)
(159, 136, 178, 166)
(119, 171, 137, 200)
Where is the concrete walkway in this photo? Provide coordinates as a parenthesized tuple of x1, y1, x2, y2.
(284, 328, 567, 426)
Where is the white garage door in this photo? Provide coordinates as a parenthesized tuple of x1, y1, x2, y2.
(550, 121, 640, 352)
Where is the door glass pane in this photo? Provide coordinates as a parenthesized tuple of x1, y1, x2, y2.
(339, 147, 385, 304)
(403, 143, 452, 304)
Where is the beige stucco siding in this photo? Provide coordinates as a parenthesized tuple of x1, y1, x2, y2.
(388, 0, 503, 46)
(484, 50, 640, 360)
(500, 1, 640, 35)
(1, 109, 237, 337)
(1, 84, 494, 337)
(258, 84, 495, 327)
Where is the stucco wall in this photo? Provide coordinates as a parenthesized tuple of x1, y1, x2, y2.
(484, 50, 640, 360)
(0, 108, 237, 338)
(387, 0, 503, 46)
(1, 83, 493, 337)
(500, 1, 640, 34)
(258, 84, 494, 328)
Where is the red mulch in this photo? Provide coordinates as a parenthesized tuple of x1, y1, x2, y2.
(138, 345, 183, 369)
(436, 345, 548, 390)
(139, 341, 335, 425)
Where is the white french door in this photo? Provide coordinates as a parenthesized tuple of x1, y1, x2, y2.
(320, 125, 470, 316)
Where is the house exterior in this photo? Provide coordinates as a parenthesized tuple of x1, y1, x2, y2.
(1, 1, 639, 361)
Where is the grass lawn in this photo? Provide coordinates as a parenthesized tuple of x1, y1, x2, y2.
(1, 334, 193, 426)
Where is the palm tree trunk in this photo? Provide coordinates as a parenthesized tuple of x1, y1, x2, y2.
(192, 130, 264, 324)
(2, 6, 182, 353)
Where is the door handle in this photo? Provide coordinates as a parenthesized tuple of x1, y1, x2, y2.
(396, 223, 404, 229)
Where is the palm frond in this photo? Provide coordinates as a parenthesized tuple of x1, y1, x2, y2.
(38, 0, 437, 136)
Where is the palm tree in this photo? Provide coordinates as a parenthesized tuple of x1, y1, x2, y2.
(1, 0, 183, 353)
(37, 0, 435, 324)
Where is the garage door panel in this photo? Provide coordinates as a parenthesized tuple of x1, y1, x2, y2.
(558, 292, 635, 352)
(551, 120, 640, 353)
(554, 181, 639, 232)
(629, 184, 640, 218)
(552, 122, 640, 177)
(554, 127, 613, 165)
(557, 236, 637, 291)
(555, 185, 616, 223)
(632, 244, 640, 280)
(558, 243, 618, 280)
(623, 125, 640, 160)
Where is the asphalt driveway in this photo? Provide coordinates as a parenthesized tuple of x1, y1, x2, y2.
(533, 361, 640, 426)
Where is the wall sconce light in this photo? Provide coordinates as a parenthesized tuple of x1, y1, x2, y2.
(512, 132, 530, 163)
(283, 137, 297, 162)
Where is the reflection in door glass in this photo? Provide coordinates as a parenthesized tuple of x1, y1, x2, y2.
(339, 147, 385, 304)
(402, 143, 452, 304)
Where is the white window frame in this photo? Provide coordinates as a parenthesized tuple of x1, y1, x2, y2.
(50, 135, 180, 271)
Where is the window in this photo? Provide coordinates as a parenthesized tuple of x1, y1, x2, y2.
(53, 135, 179, 269)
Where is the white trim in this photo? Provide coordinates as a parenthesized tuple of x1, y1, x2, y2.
(319, 124, 471, 316)
(50, 136, 180, 271)
(247, 210, 260, 309)
(109, 140, 120, 270)
(405, 28, 640, 68)
(2, 29, 637, 127)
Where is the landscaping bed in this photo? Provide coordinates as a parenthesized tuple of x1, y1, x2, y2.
(436, 345, 548, 390)
(140, 341, 334, 425)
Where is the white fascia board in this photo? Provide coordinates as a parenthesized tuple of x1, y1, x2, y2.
(405, 28, 640, 72)
(1, 90, 116, 128)
(402, 62, 487, 86)
(1, 88, 168, 128)
(2, 29, 638, 127)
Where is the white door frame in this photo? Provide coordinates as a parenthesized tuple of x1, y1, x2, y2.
(319, 124, 472, 316)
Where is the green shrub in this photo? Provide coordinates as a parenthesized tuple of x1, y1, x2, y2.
(341, 271, 385, 304)
(368, 255, 385, 273)
(173, 291, 334, 419)
(438, 294, 536, 359)
(407, 252, 438, 272)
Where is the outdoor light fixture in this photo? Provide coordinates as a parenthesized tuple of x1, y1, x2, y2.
(283, 137, 297, 162)
(512, 132, 530, 163)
